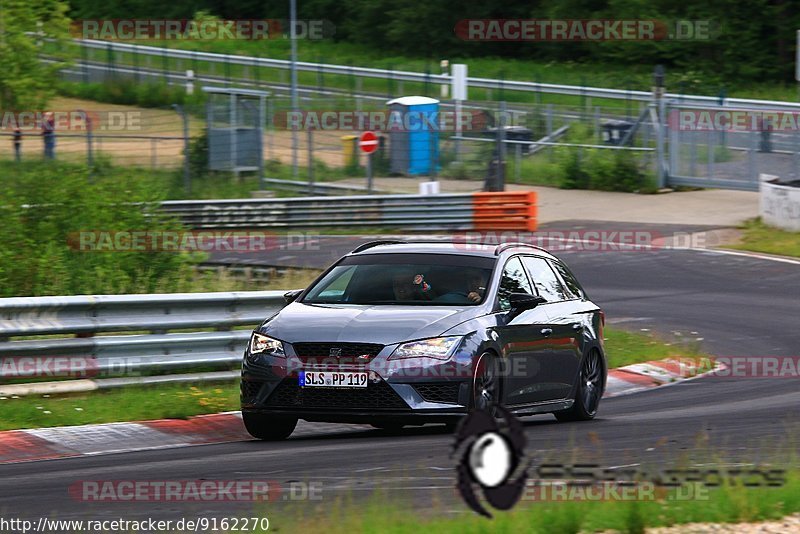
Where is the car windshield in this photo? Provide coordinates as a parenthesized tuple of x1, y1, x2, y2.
(302, 253, 495, 306)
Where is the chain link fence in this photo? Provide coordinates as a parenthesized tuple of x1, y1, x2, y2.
(666, 103, 800, 190)
(7, 86, 799, 194)
(0, 107, 190, 170)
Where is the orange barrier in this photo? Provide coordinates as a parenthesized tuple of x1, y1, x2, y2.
(471, 191, 537, 231)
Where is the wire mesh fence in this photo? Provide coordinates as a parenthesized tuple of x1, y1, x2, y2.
(9, 91, 797, 194)
(0, 107, 191, 170)
(666, 103, 800, 190)
(0, 95, 661, 193)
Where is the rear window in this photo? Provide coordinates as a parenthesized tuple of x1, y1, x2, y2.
(521, 256, 568, 302)
(550, 260, 586, 300)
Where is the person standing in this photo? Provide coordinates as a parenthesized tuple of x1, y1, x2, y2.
(42, 111, 55, 159)
(13, 127, 22, 162)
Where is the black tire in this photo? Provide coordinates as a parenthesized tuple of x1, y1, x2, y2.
(242, 411, 298, 440)
(555, 349, 604, 422)
(472, 352, 501, 414)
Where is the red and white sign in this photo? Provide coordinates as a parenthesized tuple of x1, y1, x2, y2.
(358, 131, 379, 154)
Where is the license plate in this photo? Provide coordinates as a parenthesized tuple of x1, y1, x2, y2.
(299, 371, 368, 388)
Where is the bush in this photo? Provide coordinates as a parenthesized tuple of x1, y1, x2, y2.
(559, 149, 590, 190)
(517, 144, 646, 193)
(58, 80, 206, 110)
(0, 161, 195, 296)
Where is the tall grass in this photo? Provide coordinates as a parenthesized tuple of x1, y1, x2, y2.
(0, 160, 191, 296)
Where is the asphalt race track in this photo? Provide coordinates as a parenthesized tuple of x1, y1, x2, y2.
(1, 224, 798, 526)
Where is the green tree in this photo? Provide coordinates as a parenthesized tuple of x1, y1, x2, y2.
(0, 0, 71, 110)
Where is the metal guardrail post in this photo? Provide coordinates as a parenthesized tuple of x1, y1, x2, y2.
(307, 128, 314, 194)
(594, 107, 600, 143)
(707, 128, 714, 181)
(654, 104, 665, 189)
(132, 47, 140, 83)
(749, 130, 757, 183)
(497, 101, 507, 191)
(546, 104, 554, 161)
(173, 104, 191, 194)
(795, 129, 800, 180)
(81, 43, 89, 84)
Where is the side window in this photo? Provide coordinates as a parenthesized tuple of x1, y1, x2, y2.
(498, 257, 534, 311)
(521, 256, 568, 302)
(550, 260, 585, 300)
(306, 265, 356, 301)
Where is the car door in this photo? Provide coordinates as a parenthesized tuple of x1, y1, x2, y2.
(549, 257, 601, 378)
(493, 256, 559, 406)
(520, 255, 581, 401)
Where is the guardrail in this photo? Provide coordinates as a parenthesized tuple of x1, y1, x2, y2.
(0, 291, 286, 378)
(260, 178, 388, 196)
(70, 38, 800, 111)
(160, 191, 538, 231)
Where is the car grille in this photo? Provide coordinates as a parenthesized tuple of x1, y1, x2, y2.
(292, 342, 384, 364)
(265, 378, 409, 410)
(240, 379, 264, 402)
(413, 382, 462, 404)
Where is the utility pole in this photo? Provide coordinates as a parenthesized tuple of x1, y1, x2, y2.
(653, 65, 666, 189)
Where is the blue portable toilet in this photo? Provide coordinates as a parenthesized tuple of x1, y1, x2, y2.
(386, 96, 440, 175)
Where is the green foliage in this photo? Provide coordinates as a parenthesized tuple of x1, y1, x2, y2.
(63, 1, 800, 85)
(0, 0, 71, 110)
(0, 160, 195, 296)
(57, 80, 206, 109)
(187, 127, 210, 177)
(731, 218, 800, 258)
(559, 149, 591, 190)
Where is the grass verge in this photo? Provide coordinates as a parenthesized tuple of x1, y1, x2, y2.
(603, 327, 705, 370)
(729, 218, 800, 258)
(0, 327, 705, 431)
(277, 474, 800, 534)
(0, 382, 238, 431)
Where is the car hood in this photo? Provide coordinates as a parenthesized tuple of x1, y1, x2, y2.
(259, 302, 476, 345)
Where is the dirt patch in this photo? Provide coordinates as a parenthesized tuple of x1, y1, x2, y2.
(1, 96, 363, 169)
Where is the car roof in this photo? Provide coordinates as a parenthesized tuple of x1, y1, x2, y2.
(349, 241, 558, 260)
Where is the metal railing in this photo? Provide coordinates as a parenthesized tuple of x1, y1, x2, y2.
(0, 291, 287, 378)
(69, 38, 800, 111)
(159, 191, 538, 231)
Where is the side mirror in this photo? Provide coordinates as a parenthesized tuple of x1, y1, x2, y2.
(508, 293, 546, 311)
(283, 289, 303, 304)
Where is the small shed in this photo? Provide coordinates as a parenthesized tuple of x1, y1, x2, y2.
(386, 96, 440, 175)
(203, 87, 269, 176)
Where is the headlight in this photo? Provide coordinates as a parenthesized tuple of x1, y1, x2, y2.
(249, 332, 285, 358)
(389, 336, 462, 361)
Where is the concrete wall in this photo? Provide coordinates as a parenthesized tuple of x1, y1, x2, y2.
(760, 174, 800, 232)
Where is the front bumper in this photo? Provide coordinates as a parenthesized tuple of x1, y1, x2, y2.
(241, 339, 477, 423)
